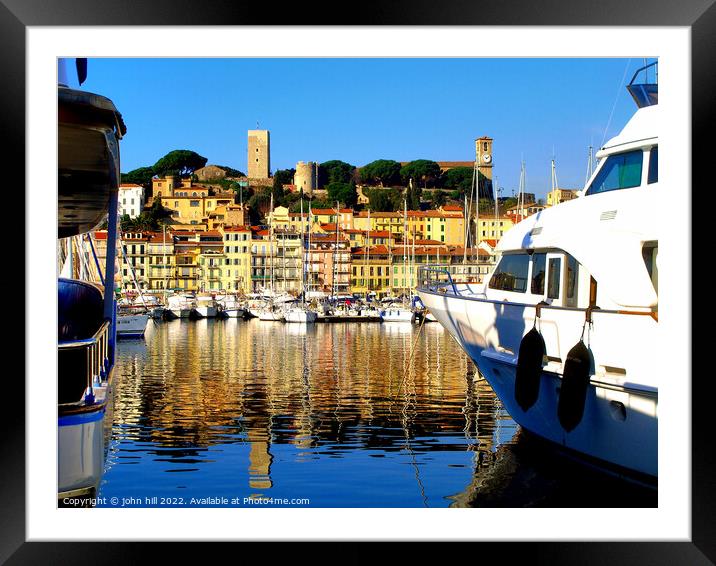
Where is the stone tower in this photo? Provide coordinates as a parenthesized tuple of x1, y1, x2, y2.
(248, 130, 270, 179)
(475, 136, 494, 199)
(294, 161, 317, 195)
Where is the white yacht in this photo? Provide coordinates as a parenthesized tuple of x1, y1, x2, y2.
(216, 293, 246, 318)
(194, 294, 219, 318)
(167, 293, 196, 319)
(417, 63, 659, 480)
(380, 302, 415, 322)
(284, 305, 318, 323)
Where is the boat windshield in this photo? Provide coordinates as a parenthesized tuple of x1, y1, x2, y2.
(585, 149, 643, 196)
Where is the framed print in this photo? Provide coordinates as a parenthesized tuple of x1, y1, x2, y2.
(8, 0, 711, 562)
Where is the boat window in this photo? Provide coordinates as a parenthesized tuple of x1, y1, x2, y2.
(547, 258, 561, 299)
(565, 254, 579, 307)
(585, 149, 643, 195)
(648, 146, 658, 184)
(488, 254, 529, 293)
(531, 253, 546, 294)
(642, 241, 658, 293)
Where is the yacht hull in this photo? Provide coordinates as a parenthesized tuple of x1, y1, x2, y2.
(284, 309, 318, 323)
(117, 313, 149, 338)
(58, 375, 114, 500)
(418, 289, 658, 478)
(380, 308, 414, 322)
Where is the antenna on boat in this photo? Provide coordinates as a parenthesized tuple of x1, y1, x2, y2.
(585, 144, 594, 186)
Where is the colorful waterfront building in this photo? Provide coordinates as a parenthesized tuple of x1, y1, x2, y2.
(306, 232, 351, 295)
(475, 215, 514, 244)
(197, 231, 225, 292)
(311, 208, 353, 230)
(147, 230, 176, 290)
(249, 227, 303, 294)
(119, 231, 151, 289)
(219, 226, 252, 293)
(173, 231, 201, 291)
(351, 245, 392, 297)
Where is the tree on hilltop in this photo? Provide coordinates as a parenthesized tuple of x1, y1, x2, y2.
(359, 159, 402, 187)
(153, 150, 208, 178)
(319, 160, 356, 187)
(121, 166, 155, 188)
(400, 159, 442, 189)
(326, 180, 358, 208)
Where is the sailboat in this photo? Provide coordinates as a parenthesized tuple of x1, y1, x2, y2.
(116, 232, 150, 338)
(284, 196, 317, 323)
(381, 196, 414, 322)
(255, 192, 285, 321)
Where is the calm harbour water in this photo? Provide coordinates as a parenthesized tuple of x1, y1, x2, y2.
(97, 318, 656, 508)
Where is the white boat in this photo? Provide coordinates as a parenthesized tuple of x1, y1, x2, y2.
(116, 312, 150, 338)
(257, 305, 285, 321)
(380, 303, 415, 322)
(167, 293, 196, 318)
(284, 306, 318, 323)
(216, 294, 246, 318)
(58, 57, 126, 502)
(194, 294, 219, 318)
(417, 62, 659, 480)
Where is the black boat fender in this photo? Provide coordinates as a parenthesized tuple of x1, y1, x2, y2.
(514, 318, 547, 412)
(557, 339, 594, 433)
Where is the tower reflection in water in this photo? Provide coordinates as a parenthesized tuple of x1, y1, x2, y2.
(102, 319, 654, 508)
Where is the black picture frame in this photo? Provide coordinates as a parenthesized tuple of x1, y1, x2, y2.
(8, 0, 709, 563)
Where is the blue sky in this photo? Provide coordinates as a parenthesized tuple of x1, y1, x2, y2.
(79, 57, 652, 200)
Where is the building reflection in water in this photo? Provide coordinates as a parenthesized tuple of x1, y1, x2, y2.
(101, 319, 656, 507)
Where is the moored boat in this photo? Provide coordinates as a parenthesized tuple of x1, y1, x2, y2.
(116, 311, 150, 338)
(57, 57, 127, 502)
(417, 62, 659, 480)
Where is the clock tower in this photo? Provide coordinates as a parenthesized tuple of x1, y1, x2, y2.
(475, 136, 494, 199)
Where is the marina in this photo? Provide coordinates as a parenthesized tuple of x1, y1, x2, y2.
(55, 55, 661, 511)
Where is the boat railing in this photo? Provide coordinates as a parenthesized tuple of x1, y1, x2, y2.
(58, 320, 111, 405)
(627, 61, 658, 108)
(417, 266, 460, 296)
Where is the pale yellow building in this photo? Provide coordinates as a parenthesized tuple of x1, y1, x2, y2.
(173, 231, 201, 292)
(475, 215, 514, 245)
(546, 188, 579, 206)
(147, 231, 177, 290)
(197, 231, 225, 292)
(219, 226, 253, 293)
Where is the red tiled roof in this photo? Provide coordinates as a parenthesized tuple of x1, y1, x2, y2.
(353, 245, 390, 255)
(312, 208, 352, 215)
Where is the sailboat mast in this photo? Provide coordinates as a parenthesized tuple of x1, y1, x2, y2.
(463, 192, 468, 266)
(300, 196, 305, 305)
(332, 202, 340, 299)
(585, 145, 594, 186)
(307, 200, 312, 299)
(269, 191, 274, 295)
(403, 197, 407, 298)
(365, 208, 370, 297)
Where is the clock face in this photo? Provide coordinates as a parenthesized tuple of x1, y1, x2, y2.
(482, 153, 492, 163)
